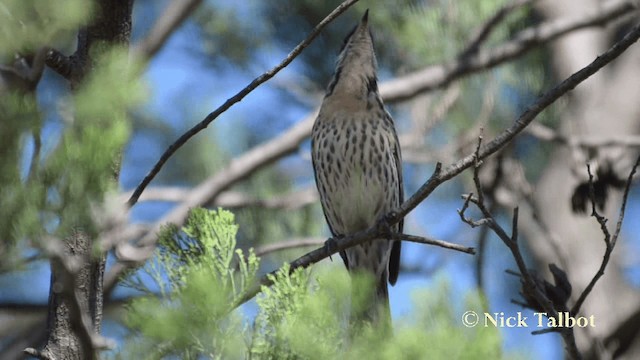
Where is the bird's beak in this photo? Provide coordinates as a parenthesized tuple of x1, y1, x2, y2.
(361, 9, 369, 26)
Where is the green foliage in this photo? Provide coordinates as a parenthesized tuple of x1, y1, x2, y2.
(380, 0, 526, 68)
(0, 0, 90, 54)
(0, 44, 145, 269)
(401, 281, 504, 359)
(123, 208, 259, 359)
(122, 208, 507, 360)
(44, 49, 146, 234)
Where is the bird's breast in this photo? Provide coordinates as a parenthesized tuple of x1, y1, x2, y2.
(312, 114, 398, 235)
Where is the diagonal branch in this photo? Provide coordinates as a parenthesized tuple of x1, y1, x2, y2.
(394, 20, 640, 223)
(380, 0, 637, 101)
(126, 0, 360, 207)
(459, 0, 536, 58)
(104, 5, 640, 301)
(126, 0, 635, 209)
(132, 0, 203, 60)
(117, 0, 637, 250)
(232, 19, 640, 310)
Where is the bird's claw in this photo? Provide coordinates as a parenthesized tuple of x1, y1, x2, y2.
(377, 212, 396, 237)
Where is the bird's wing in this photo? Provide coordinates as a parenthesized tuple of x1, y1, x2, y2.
(388, 115, 403, 286)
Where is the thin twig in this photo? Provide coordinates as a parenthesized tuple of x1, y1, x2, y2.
(106, 5, 640, 304)
(126, 0, 360, 207)
(587, 164, 611, 245)
(571, 155, 640, 315)
(254, 237, 326, 257)
(391, 233, 475, 254)
(460, 0, 535, 58)
(381, 0, 637, 100)
(126, 0, 634, 208)
(396, 20, 640, 223)
(459, 138, 582, 359)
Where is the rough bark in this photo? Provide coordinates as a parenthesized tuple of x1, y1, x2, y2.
(38, 1, 133, 359)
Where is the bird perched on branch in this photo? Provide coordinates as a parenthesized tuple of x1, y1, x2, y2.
(311, 10, 403, 323)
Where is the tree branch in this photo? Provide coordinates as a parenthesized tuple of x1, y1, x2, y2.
(126, 0, 635, 209)
(395, 20, 640, 223)
(132, 0, 203, 60)
(570, 155, 640, 315)
(120, 186, 318, 210)
(459, 0, 536, 58)
(254, 237, 326, 257)
(104, 5, 640, 305)
(391, 233, 475, 254)
(126, 0, 360, 207)
(526, 122, 640, 148)
(459, 136, 581, 359)
(231, 18, 640, 313)
(380, 0, 637, 101)
(44, 47, 75, 81)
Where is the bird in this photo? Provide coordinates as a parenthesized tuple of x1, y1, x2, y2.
(311, 10, 403, 323)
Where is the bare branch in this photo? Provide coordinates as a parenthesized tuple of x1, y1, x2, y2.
(527, 122, 640, 148)
(235, 219, 474, 307)
(587, 164, 611, 244)
(126, 0, 361, 207)
(459, 138, 582, 359)
(395, 20, 640, 223)
(571, 155, 640, 315)
(107, 6, 640, 305)
(380, 0, 638, 101)
(114, 118, 315, 262)
(460, 0, 536, 58)
(120, 186, 318, 210)
(127, 0, 634, 209)
(132, 0, 203, 60)
(254, 237, 326, 257)
(391, 233, 475, 254)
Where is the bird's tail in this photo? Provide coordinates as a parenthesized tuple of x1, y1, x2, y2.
(351, 271, 392, 327)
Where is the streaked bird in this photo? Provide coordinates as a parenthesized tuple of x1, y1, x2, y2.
(311, 10, 403, 323)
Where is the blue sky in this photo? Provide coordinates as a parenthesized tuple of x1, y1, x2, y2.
(4, 1, 640, 359)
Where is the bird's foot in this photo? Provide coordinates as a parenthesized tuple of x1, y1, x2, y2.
(377, 212, 396, 238)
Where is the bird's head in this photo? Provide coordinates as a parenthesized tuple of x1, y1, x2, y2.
(325, 10, 379, 99)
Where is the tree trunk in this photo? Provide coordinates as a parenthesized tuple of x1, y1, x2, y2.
(526, 1, 640, 358)
(38, 1, 133, 358)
